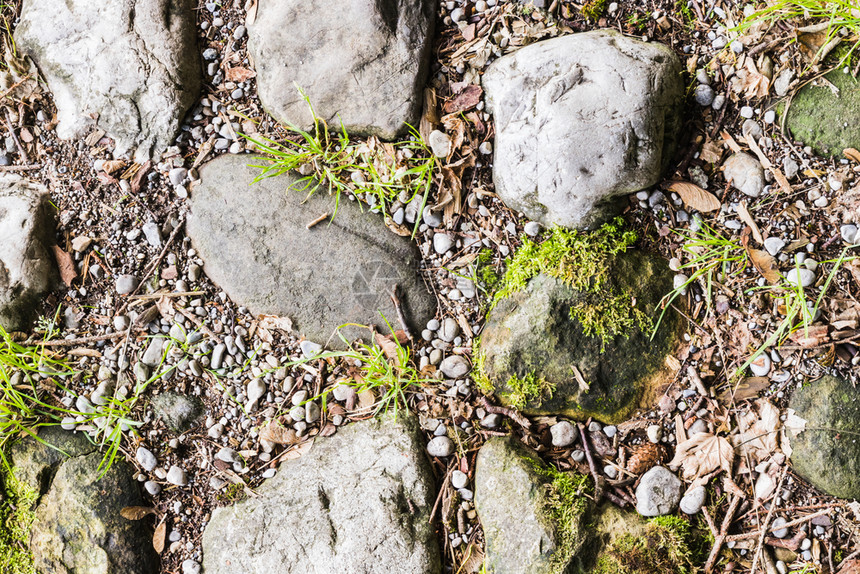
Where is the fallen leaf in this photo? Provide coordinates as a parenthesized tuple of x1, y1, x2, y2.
(734, 399, 780, 463)
(736, 201, 763, 244)
(102, 159, 125, 175)
(720, 376, 770, 401)
(282, 439, 314, 461)
(155, 295, 175, 319)
(838, 560, 860, 574)
(747, 248, 780, 284)
(668, 181, 720, 212)
(244, 0, 258, 26)
(259, 422, 299, 445)
(120, 506, 157, 520)
(845, 148, 860, 163)
(131, 161, 152, 194)
(67, 348, 102, 358)
(153, 520, 166, 553)
(51, 245, 77, 286)
(669, 432, 734, 480)
(700, 138, 723, 164)
(443, 84, 483, 115)
(257, 314, 294, 333)
(226, 66, 256, 83)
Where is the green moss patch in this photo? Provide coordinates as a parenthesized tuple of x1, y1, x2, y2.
(503, 372, 555, 410)
(593, 515, 700, 574)
(0, 460, 38, 574)
(493, 218, 650, 350)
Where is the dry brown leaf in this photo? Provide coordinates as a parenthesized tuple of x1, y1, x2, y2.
(736, 201, 763, 244)
(120, 506, 157, 520)
(837, 560, 860, 574)
(245, 0, 258, 26)
(668, 181, 720, 212)
(257, 314, 293, 333)
(67, 348, 102, 358)
(460, 542, 485, 573)
(357, 389, 376, 410)
(700, 138, 723, 164)
(282, 438, 314, 461)
(443, 84, 483, 115)
(845, 148, 860, 163)
(734, 399, 780, 463)
(51, 245, 77, 286)
(102, 159, 125, 175)
(226, 66, 256, 83)
(669, 432, 734, 480)
(153, 520, 166, 553)
(747, 248, 780, 284)
(259, 422, 299, 445)
(719, 376, 770, 401)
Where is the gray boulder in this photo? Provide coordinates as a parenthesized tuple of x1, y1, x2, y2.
(477, 252, 681, 424)
(247, 0, 434, 139)
(9, 426, 158, 574)
(187, 154, 435, 344)
(482, 30, 683, 229)
(16, 0, 200, 161)
(475, 436, 590, 573)
(201, 415, 440, 574)
(635, 466, 682, 517)
(789, 375, 860, 499)
(0, 174, 57, 331)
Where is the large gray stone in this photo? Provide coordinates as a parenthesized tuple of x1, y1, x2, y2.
(247, 0, 435, 139)
(789, 375, 860, 499)
(150, 391, 204, 433)
(187, 154, 435, 344)
(478, 252, 681, 424)
(482, 30, 683, 230)
(0, 174, 57, 331)
(9, 426, 159, 574)
(16, 0, 201, 161)
(474, 436, 589, 574)
(201, 415, 440, 574)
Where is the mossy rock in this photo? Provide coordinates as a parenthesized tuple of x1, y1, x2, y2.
(478, 251, 681, 424)
(788, 375, 860, 499)
(782, 64, 860, 157)
(151, 391, 204, 433)
(8, 427, 159, 574)
(474, 436, 591, 574)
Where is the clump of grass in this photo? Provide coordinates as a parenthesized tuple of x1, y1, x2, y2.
(494, 218, 649, 349)
(280, 316, 433, 419)
(504, 372, 555, 410)
(735, 0, 860, 66)
(593, 515, 698, 574)
(580, 0, 606, 20)
(242, 87, 437, 237)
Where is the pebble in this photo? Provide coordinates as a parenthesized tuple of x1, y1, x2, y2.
(603, 465, 618, 479)
(451, 470, 468, 489)
(786, 267, 815, 288)
(423, 207, 443, 227)
(524, 221, 541, 237)
(764, 110, 776, 124)
(764, 237, 785, 256)
(783, 156, 799, 180)
(168, 167, 187, 186)
(428, 130, 451, 158)
(427, 436, 455, 457)
(480, 414, 501, 429)
(723, 152, 764, 197)
(300, 340, 322, 357)
(550, 421, 577, 447)
(740, 106, 754, 118)
(305, 401, 320, 423)
(144, 481, 161, 495)
(603, 425, 617, 439)
(647, 424, 662, 444)
(136, 447, 158, 472)
(71, 235, 92, 252)
(440, 355, 470, 379)
(182, 559, 202, 574)
(478, 141, 493, 155)
(841, 224, 858, 244)
(776, 561, 787, 574)
(694, 85, 715, 107)
(750, 353, 771, 377)
(116, 274, 140, 295)
(680, 486, 706, 514)
(635, 466, 682, 517)
(772, 517, 788, 538)
(216, 447, 241, 464)
(166, 465, 188, 487)
(433, 233, 454, 255)
(439, 317, 460, 342)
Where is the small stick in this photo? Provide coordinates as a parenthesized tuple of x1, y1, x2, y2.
(702, 506, 719, 538)
(129, 291, 204, 300)
(751, 466, 787, 574)
(306, 212, 330, 229)
(763, 530, 806, 552)
(605, 489, 627, 508)
(705, 494, 742, 573)
(0, 163, 40, 171)
(174, 306, 217, 338)
(577, 423, 605, 503)
(34, 329, 131, 347)
(725, 508, 832, 542)
(5, 108, 28, 164)
(479, 396, 531, 429)
(388, 284, 413, 340)
(428, 469, 451, 524)
(117, 213, 186, 314)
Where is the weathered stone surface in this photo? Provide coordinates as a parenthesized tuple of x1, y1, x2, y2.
(9, 427, 158, 574)
(16, 0, 201, 161)
(247, 0, 434, 139)
(151, 391, 204, 433)
(202, 415, 440, 574)
(475, 436, 589, 574)
(789, 375, 860, 499)
(479, 252, 680, 424)
(0, 174, 57, 331)
(483, 30, 683, 230)
(187, 154, 435, 343)
(783, 63, 860, 157)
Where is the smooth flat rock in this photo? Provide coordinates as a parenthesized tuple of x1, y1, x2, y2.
(16, 0, 201, 161)
(483, 30, 683, 229)
(187, 154, 435, 343)
(475, 436, 589, 574)
(201, 415, 440, 574)
(0, 174, 57, 331)
(9, 427, 158, 574)
(789, 375, 860, 499)
(247, 0, 434, 139)
(479, 252, 680, 424)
